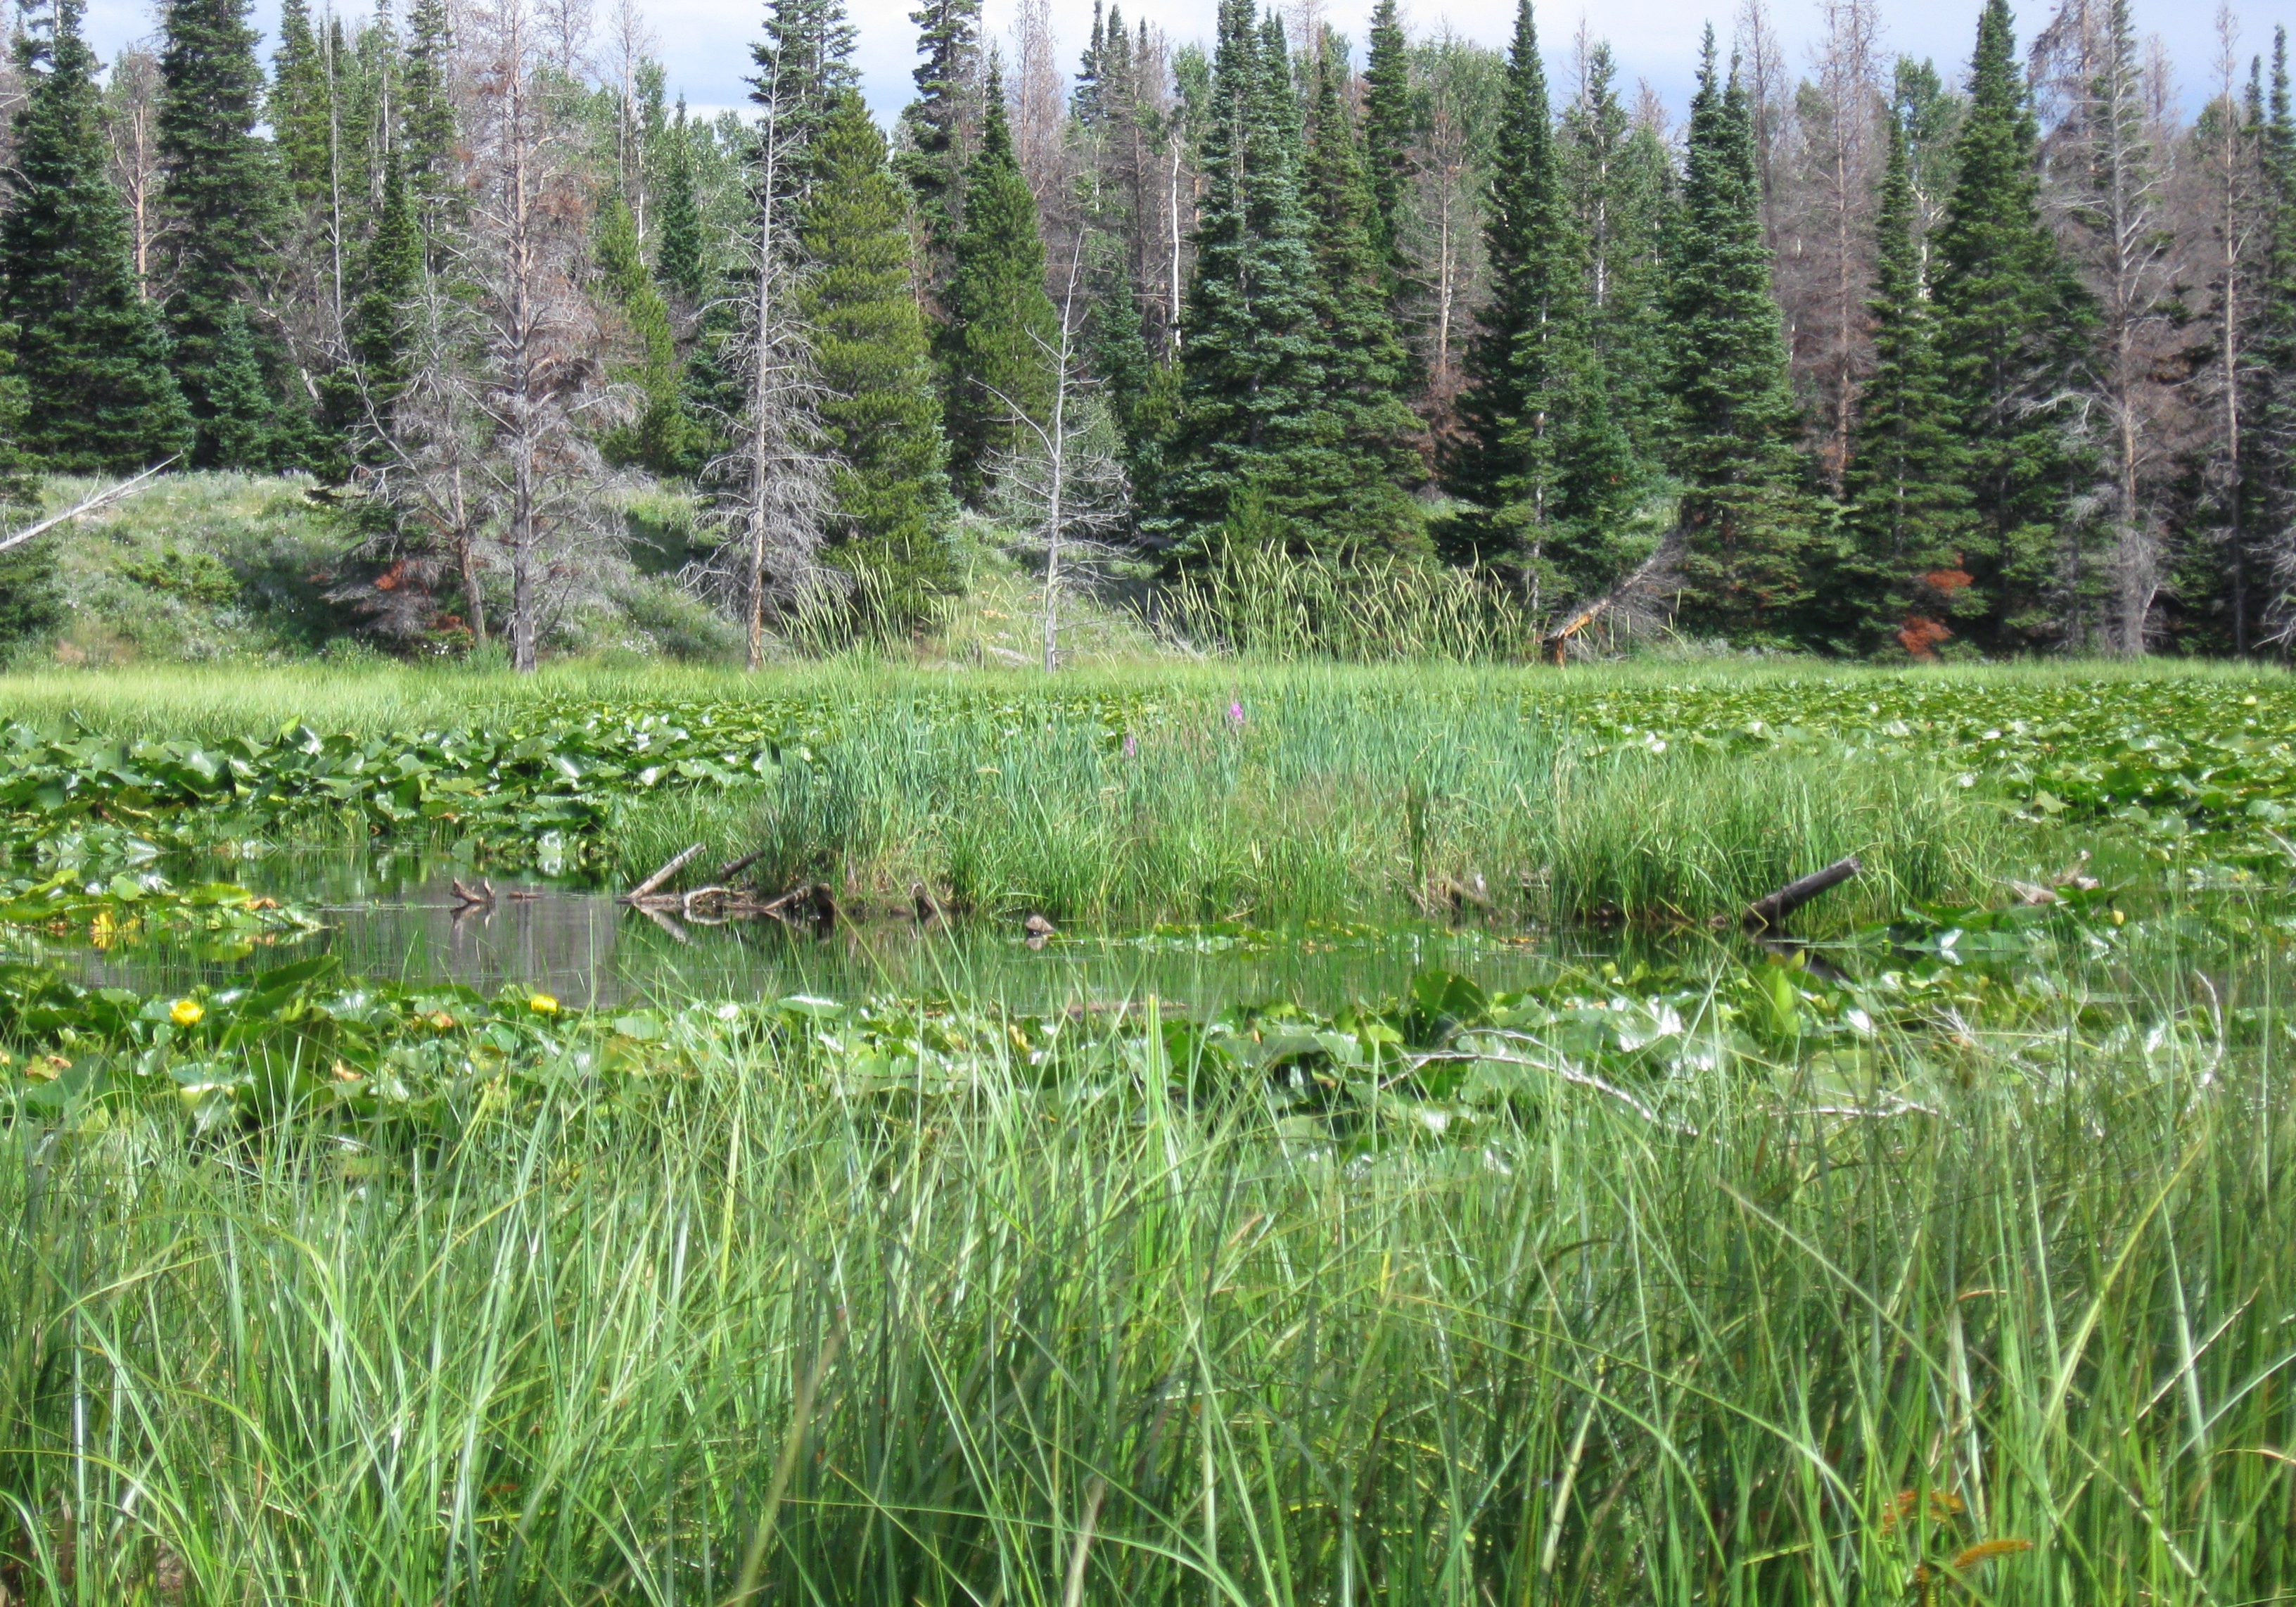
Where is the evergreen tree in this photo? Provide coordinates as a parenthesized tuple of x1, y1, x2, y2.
(1662, 30, 1811, 641)
(1360, 0, 1415, 279)
(895, 0, 982, 276)
(1832, 87, 1974, 655)
(1304, 46, 1425, 538)
(1448, 0, 1631, 600)
(1560, 37, 1673, 469)
(269, 0, 331, 212)
(1159, 1, 1342, 557)
(0, 0, 191, 471)
(653, 103, 708, 305)
(158, 0, 292, 467)
(401, 0, 457, 224)
(2252, 28, 2296, 643)
(940, 62, 1059, 504)
(800, 89, 953, 620)
(752, 0, 858, 188)
(598, 190, 701, 476)
(1930, 0, 2092, 650)
(351, 148, 420, 408)
(1085, 239, 1160, 500)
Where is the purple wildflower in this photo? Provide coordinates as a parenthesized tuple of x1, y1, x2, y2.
(1123, 733, 1138, 757)
(1227, 699, 1246, 728)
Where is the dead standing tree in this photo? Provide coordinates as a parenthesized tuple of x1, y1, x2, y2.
(987, 239, 1128, 671)
(2037, 0, 2183, 656)
(460, 0, 616, 671)
(709, 56, 829, 670)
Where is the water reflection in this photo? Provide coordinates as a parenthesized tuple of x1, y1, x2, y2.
(57, 849, 1650, 1014)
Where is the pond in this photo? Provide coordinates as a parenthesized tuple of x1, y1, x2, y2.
(47, 846, 1675, 1013)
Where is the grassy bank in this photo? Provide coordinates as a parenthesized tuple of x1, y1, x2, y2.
(3, 935, 2290, 1604)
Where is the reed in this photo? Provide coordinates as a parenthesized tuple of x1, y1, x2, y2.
(2, 946, 2288, 1605)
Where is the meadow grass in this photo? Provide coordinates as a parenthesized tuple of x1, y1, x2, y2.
(2, 941, 2288, 1606)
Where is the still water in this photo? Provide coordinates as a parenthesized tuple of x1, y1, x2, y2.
(56, 848, 1662, 1013)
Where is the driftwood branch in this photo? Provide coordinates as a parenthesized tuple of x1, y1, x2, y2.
(622, 843, 703, 902)
(716, 846, 769, 882)
(0, 457, 179, 556)
(1740, 856, 1861, 932)
(1542, 531, 1685, 663)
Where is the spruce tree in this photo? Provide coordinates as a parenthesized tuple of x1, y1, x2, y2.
(1930, 0, 2092, 650)
(2251, 27, 2296, 642)
(1360, 0, 1415, 279)
(752, 0, 859, 187)
(1448, 0, 1631, 601)
(598, 191, 700, 476)
(1662, 30, 1811, 642)
(0, 0, 191, 471)
(1832, 90, 1973, 655)
(1304, 46, 1424, 540)
(268, 0, 331, 212)
(401, 0, 457, 226)
(1158, 0, 1340, 557)
(1560, 38, 1673, 469)
(354, 149, 420, 398)
(895, 0, 982, 278)
(800, 89, 953, 621)
(653, 104, 708, 305)
(158, 0, 292, 468)
(940, 63, 1059, 505)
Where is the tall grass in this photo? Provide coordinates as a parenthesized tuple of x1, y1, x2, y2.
(4, 958, 2289, 1604)
(1159, 544, 1538, 661)
(604, 687, 2008, 926)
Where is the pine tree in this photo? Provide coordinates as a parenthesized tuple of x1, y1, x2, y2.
(0, 0, 191, 471)
(1560, 37, 1673, 469)
(654, 103, 708, 305)
(1930, 0, 2092, 650)
(1663, 30, 1811, 641)
(1833, 87, 1973, 655)
(895, 0, 981, 276)
(598, 189, 701, 476)
(800, 89, 953, 621)
(1159, 0, 1341, 557)
(940, 62, 1059, 504)
(1448, 0, 1631, 600)
(158, 0, 292, 467)
(1304, 46, 1424, 540)
(269, 0, 332, 212)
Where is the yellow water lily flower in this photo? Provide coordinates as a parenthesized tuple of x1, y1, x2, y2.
(170, 998, 205, 1027)
(528, 993, 561, 1015)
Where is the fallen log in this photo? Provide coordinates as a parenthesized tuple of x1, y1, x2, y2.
(1740, 856, 1861, 932)
(622, 843, 704, 903)
(716, 847, 769, 883)
(450, 877, 495, 908)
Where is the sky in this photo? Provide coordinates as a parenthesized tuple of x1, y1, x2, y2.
(79, 0, 2279, 129)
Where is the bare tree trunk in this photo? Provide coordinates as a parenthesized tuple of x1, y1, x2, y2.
(105, 47, 162, 298)
(454, 465, 487, 645)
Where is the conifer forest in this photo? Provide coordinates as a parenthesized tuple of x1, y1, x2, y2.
(1, 0, 2292, 665)
(15, 6, 2296, 1603)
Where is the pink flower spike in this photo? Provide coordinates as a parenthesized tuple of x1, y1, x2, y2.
(1227, 699, 1246, 727)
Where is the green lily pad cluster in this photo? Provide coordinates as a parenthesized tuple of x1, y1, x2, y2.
(1560, 678, 2296, 860)
(0, 882, 2167, 1141)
